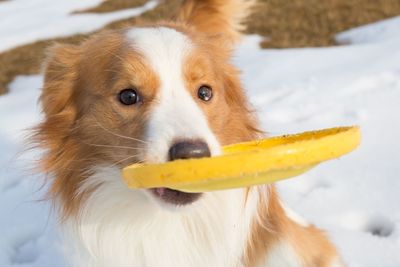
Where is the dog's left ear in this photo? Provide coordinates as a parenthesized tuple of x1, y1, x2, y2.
(175, 0, 256, 46)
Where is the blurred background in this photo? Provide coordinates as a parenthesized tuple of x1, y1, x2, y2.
(1, 0, 400, 266)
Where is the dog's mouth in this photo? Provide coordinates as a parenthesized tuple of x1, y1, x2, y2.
(149, 187, 202, 205)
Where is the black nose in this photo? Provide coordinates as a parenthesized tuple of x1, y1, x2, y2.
(169, 140, 211, 161)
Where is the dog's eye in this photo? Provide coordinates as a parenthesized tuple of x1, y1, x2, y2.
(119, 89, 140, 105)
(197, 85, 213, 102)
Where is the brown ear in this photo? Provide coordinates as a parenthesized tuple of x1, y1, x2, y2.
(41, 44, 81, 118)
(36, 44, 81, 152)
(33, 44, 83, 215)
(175, 0, 256, 44)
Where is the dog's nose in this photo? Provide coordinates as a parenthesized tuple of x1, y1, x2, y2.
(169, 140, 211, 161)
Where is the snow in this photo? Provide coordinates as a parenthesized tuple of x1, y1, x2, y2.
(0, 75, 66, 266)
(336, 16, 400, 45)
(0, 0, 399, 265)
(0, 0, 158, 53)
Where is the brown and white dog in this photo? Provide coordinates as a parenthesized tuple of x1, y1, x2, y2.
(34, 0, 345, 266)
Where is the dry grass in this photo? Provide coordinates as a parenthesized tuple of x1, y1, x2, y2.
(0, 35, 84, 95)
(75, 0, 149, 13)
(247, 0, 400, 48)
(1, 0, 400, 94)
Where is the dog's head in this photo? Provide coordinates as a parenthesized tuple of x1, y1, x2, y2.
(36, 6, 259, 216)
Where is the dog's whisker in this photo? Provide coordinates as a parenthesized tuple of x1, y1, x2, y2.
(93, 119, 149, 144)
(55, 155, 143, 172)
(79, 140, 144, 151)
(68, 154, 142, 163)
(109, 155, 143, 168)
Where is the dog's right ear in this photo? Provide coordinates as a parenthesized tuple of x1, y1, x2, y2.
(36, 44, 81, 154)
(35, 44, 82, 210)
(41, 44, 81, 119)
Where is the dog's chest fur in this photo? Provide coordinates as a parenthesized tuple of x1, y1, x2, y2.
(65, 167, 261, 267)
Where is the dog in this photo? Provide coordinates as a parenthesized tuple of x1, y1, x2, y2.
(34, 0, 345, 266)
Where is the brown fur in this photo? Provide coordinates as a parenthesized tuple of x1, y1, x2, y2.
(176, 0, 256, 43)
(35, 31, 162, 217)
(183, 33, 261, 145)
(243, 187, 340, 266)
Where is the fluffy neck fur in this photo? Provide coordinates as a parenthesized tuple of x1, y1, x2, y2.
(64, 167, 261, 267)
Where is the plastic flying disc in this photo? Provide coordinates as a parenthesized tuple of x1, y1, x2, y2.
(122, 126, 361, 192)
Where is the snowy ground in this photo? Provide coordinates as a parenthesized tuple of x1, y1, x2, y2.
(1, 1, 400, 266)
(0, 0, 157, 53)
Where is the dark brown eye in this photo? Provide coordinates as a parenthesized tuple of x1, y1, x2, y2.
(197, 85, 213, 102)
(119, 89, 140, 105)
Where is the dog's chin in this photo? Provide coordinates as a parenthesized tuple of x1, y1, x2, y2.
(149, 187, 202, 206)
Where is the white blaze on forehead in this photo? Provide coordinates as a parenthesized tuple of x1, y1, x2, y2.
(126, 27, 220, 162)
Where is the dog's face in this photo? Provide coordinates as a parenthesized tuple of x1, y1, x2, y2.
(38, 25, 258, 215)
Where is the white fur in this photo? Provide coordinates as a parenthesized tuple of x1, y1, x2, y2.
(261, 242, 303, 267)
(126, 27, 221, 163)
(330, 257, 346, 267)
(66, 166, 259, 267)
(280, 201, 309, 227)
